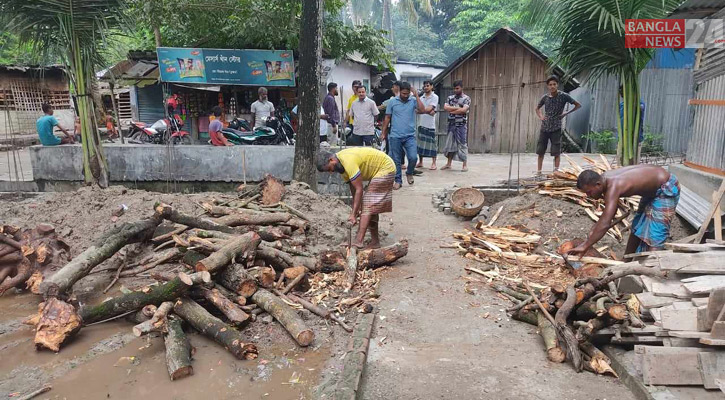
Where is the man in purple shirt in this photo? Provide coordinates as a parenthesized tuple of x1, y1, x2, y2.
(322, 82, 340, 144)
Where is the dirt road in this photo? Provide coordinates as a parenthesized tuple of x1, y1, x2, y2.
(360, 154, 635, 399)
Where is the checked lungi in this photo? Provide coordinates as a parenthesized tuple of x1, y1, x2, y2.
(442, 124, 468, 162)
(631, 174, 680, 252)
(361, 173, 394, 216)
(417, 126, 437, 158)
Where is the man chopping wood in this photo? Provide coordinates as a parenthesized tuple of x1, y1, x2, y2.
(317, 148, 396, 249)
(566, 165, 680, 256)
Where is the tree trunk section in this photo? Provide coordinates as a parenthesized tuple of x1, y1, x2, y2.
(215, 212, 292, 227)
(345, 247, 358, 290)
(33, 298, 82, 352)
(195, 287, 250, 325)
(248, 267, 277, 289)
(538, 311, 566, 363)
(293, 0, 323, 191)
(260, 174, 286, 205)
(79, 277, 191, 324)
(357, 241, 409, 269)
(155, 203, 237, 234)
(164, 316, 193, 380)
(555, 286, 583, 372)
(216, 263, 259, 297)
(173, 297, 258, 360)
(40, 217, 161, 298)
(133, 301, 174, 337)
(195, 232, 261, 272)
(251, 288, 314, 346)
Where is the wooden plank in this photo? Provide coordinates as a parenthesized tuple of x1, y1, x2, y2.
(714, 191, 723, 242)
(658, 251, 725, 273)
(700, 336, 725, 346)
(704, 288, 725, 332)
(662, 337, 705, 347)
(692, 297, 710, 307)
(682, 275, 725, 296)
(640, 346, 708, 385)
(593, 325, 664, 336)
(694, 180, 725, 244)
(660, 308, 700, 331)
(635, 292, 676, 308)
(611, 336, 663, 345)
(652, 281, 692, 299)
(683, 161, 725, 177)
(664, 242, 725, 252)
(688, 99, 725, 106)
(667, 330, 711, 339)
(698, 352, 725, 389)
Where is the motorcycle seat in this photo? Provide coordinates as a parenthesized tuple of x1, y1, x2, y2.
(222, 128, 256, 137)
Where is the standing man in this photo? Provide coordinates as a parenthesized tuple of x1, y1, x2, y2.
(292, 104, 328, 145)
(37, 103, 74, 146)
(322, 82, 340, 144)
(317, 148, 396, 249)
(416, 80, 439, 170)
(251, 87, 275, 129)
(348, 86, 379, 146)
(442, 80, 470, 172)
(566, 165, 679, 256)
(345, 80, 362, 139)
(535, 75, 581, 175)
(209, 106, 232, 146)
(380, 81, 426, 189)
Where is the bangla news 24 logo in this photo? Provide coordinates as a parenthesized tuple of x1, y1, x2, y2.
(625, 19, 725, 48)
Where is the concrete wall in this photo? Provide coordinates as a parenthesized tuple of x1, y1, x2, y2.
(29, 144, 348, 193)
(0, 110, 75, 136)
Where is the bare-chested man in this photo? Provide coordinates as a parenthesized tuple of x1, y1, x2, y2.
(565, 165, 680, 257)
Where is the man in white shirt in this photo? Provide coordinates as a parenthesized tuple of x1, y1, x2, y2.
(292, 105, 329, 145)
(416, 80, 439, 169)
(347, 86, 379, 146)
(251, 87, 275, 129)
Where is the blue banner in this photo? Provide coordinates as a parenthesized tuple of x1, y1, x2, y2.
(156, 47, 296, 87)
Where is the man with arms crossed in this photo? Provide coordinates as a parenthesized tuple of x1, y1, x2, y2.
(535, 75, 580, 175)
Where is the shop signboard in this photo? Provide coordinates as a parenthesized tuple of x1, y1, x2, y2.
(156, 47, 295, 86)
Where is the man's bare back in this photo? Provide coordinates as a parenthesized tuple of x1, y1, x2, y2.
(603, 165, 670, 199)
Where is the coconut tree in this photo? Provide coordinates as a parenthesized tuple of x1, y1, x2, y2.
(526, 0, 681, 165)
(1, 0, 128, 186)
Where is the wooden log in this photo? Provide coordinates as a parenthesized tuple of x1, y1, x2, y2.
(39, 217, 161, 298)
(126, 305, 157, 324)
(268, 241, 311, 257)
(278, 202, 309, 221)
(79, 277, 191, 324)
(133, 301, 174, 336)
(33, 298, 82, 352)
(282, 272, 306, 295)
(164, 316, 193, 380)
(580, 342, 617, 377)
(356, 241, 409, 269)
(538, 310, 566, 363)
(178, 271, 212, 286)
(345, 247, 358, 290)
(195, 287, 250, 325)
(195, 232, 261, 272)
(249, 267, 277, 289)
(256, 246, 293, 271)
(215, 212, 292, 227)
(156, 203, 238, 234)
(216, 263, 259, 297)
(334, 313, 375, 400)
(554, 286, 583, 372)
(0, 233, 22, 250)
(318, 250, 347, 272)
(0, 257, 33, 296)
(119, 247, 183, 278)
(286, 293, 352, 332)
(259, 174, 285, 205)
(251, 288, 314, 346)
(173, 297, 258, 360)
(212, 283, 247, 306)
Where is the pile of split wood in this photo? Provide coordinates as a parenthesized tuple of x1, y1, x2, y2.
(3, 177, 409, 382)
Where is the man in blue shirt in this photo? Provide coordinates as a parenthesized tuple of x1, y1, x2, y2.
(380, 81, 426, 189)
(37, 103, 74, 146)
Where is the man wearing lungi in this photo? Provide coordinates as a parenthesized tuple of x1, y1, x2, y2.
(416, 80, 439, 170)
(317, 148, 396, 249)
(441, 80, 471, 172)
(565, 165, 680, 256)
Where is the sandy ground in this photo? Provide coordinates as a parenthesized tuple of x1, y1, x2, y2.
(0, 153, 690, 399)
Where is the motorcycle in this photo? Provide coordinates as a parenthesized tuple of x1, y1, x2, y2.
(220, 116, 292, 145)
(127, 114, 191, 145)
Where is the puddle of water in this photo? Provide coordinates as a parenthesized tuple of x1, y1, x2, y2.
(48, 333, 328, 400)
(0, 292, 39, 320)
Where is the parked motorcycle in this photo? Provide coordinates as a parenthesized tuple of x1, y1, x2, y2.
(127, 114, 191, 145)
(220, 116, 292, 145)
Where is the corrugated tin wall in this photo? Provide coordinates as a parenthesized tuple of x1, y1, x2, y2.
(688, 74, 725, 171)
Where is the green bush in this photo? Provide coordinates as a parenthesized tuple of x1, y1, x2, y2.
(641, 131, 664, 154)
(582, 130, 616, 154)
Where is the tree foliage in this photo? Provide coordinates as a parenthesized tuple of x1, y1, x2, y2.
(391, 8, 447, 65)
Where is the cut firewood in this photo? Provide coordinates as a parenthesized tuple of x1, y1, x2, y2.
(195, 232, 261, 272)
(156, 203, 238, 234)
(215, 212, 292, 227)
(173, 297, 258, 360)
(286, 293, 352, 332)
(282, 272, 307, 295)
(259, 174, 285, 205)
(251, 288, 314, 346)
(256, 245, 293, 271)
(0, 257, 32, 296)
(357, 241, 408, 269)
(127, 304, 158, 324)
(164, 316, 193, 381)
(216, 263, 259, 297)
(551, 286, 583, 372)
(248, 267, 277, 289)
(537, 310, 566, 363)
(345, 247, 358, 290)
(119, 247, 183, 278)
(195, 287, 250, 325)
(133, 301, 174, 336)
(39, 217, 162, 298)
(32, 298, 82, 352)
(79, 276, 192, 324)
(580, 342, 617, 377)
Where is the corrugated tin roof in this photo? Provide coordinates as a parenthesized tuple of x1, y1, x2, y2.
(677, 185, 723, 228)
(98, 59, 159, 82)
(669, 0, 725, 18)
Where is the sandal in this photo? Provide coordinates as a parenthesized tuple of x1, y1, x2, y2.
(406, 175, 414, 185)
(441, 165, 451, 170)
(429, 165, 437, 170)
(393, 182, 402, 190)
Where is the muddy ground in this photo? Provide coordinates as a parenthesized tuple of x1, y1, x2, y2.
(0, 183, 360, 399)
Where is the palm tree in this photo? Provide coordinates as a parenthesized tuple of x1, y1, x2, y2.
(526, 0, 681, 166)
(1, 0, 128, 186)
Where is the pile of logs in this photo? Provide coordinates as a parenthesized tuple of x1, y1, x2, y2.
(490, 263, 664, 376)
(6, 178, 409, 382)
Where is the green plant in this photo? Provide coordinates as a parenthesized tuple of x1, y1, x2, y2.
(582, 130, 616, 154)
(641, 131, 664, 154)
(525, 0, 681, 166)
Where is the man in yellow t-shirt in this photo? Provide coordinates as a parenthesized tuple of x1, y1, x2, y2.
(344, 80, 362, 141)
(317, 148, 395, 249)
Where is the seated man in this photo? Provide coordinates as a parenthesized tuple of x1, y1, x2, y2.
(566, 165, 680, 256)
(208, 106, 232, 146)
(317, 148, 396, 249)
(37, 103, 74, 146)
